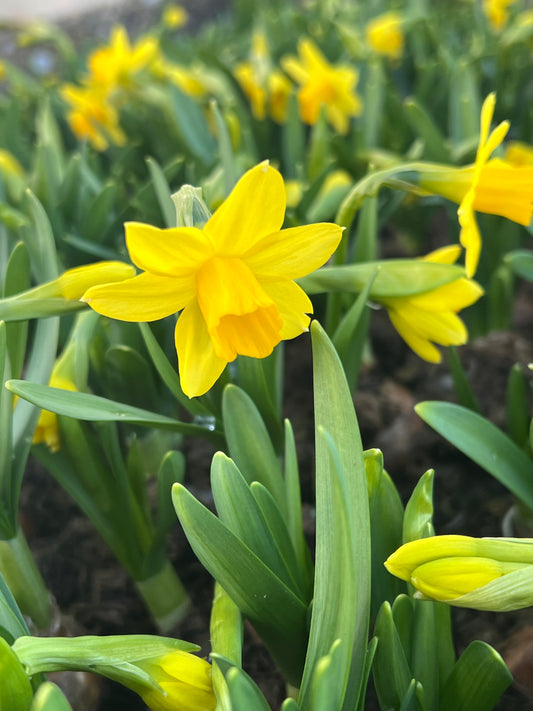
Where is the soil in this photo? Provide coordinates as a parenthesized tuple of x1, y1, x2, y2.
(5, 1, 533, 709)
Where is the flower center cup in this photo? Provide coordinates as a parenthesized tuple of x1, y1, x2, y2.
(196, 256, 283, 362)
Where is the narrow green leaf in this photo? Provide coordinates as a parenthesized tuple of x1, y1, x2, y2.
(372, 601, 413, 710)
(447, 347, 480, 413)
(83, 182, 118, 244)
(146, 157, 176, 228)
(403, 97, 451, 162)
(31, 682, 73, 711)
(416, 401, 533, 511)
(284, 419, 312, 580)
(439, 641, 512, 711)
(505, 249, 533, 282)
(168, 86, 216, 165)
(6, 380, 223, 445)
(172, 484, 308, 685)
(4, 242, 30, 379)
(222, 385, 286, 514)
(212, 656, 271, 711)
(299, 322, 370, 711)
(506, 364, 530, 449)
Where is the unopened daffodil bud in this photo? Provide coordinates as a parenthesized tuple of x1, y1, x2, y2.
(12, 635, 216, 711)
(385, 534, 533, 611)
(365, 12, 404, 60)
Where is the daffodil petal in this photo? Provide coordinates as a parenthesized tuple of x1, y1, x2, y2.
(83, 272, 194, 321)
(125, 223, 212, 277)
(388, 307, 442, 362)
(244, 223, 343, 280)
(458, 190, 481, 277)
(408, 278, 484, 312)
(391, 301, 467, 345)
(174, 300, 227, 398)
(204, 162, 286, 254)
(261, 280, 312, 339)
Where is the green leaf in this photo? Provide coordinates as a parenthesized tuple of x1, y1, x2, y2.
(4, 242, 30, 379)
(172, 484, 308, 685)
(222, 385, 286, 514)
(155, 451, 185, 539)
(145, 157, 176, 228)
(505, 249, 533, 282)
(212, 655, 271, 711)
(299, 261, 465, 299)
(6, 380, 223, 445)
(447, 347, 480, 413)
(372, 601, 413, 710)
(506, 364, 530, 449)
(439, 641, 512, 711)
(168, 85, 216, 165)
(416, 401, 533, 511)
(83, 182, 118, 244)
(299, 322, 370, 711)
(31, 682, 73, 711)
(403, 97, 451, 163)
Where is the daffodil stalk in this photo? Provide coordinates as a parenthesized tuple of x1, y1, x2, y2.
(11, 634, 216, 711)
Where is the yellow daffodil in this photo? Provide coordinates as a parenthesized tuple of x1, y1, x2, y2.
(32, 373, 77, 452)
(483, 0, 518, 30)
(282, 38, 362, 134)
(418, 93, 533, 277)
(385, 534, 533, 611)
(380, 246, 483, 363)
(82, 162, 342, 397)
(61, 83, 126, 150)
(137, 650, 215, 711)
(0, 150, 24, 178)
(162, 4, 189, 30)
(88, 25, 159, 89)
(234, 31, 292, 123)
(503, 140, 533, 165)
(365, 12, 404, 60)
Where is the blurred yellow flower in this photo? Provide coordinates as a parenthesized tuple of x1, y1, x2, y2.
(137, 650, 215, 711)
(365, 12, 404, 60)
(32, 373, 77, 453)
(0, 150, 24, 179)
(385, 534, 533, 611)
(88, 25, 159, 89)
(234, 31, 292, 123)
(380, 246, 483, 363)
(483, 0, 518, 30)
(162, 5, 189, 30)
(61, 83, 126, 150)
(83, 162, 342, 397)
(503, 140, 533, 165)
(418, 93, 533, 276)
(282, 38, 362, 134)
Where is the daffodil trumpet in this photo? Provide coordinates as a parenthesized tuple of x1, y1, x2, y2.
(386, 534, 533, 611)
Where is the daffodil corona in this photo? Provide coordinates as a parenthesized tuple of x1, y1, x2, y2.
(83, 162, 342, 397)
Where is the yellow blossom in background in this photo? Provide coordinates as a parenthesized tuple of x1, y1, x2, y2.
(503, 140, 533, 165)
(483, 0, 518, 30)
(380, 246, 483, 363)
(82, 162, 342, 397)
(385, 534, 533, 611)
(234, 31, 292, 123)
(32, 373, 77, 453)
(282, 38, 362, 134)
(88, 25, 159, 90)
(153, 58, 209, 97)
(136, 650, 215, 711)
(285, 179, 305, 208)
(0, 150, 24, 179)
(365, 12, 404, 60)
(61, 83, 126, 150)
(418, 93, 533, 276)
(162, 4, 189, 30)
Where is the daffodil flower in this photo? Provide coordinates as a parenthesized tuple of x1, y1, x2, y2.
(60, 83, 126, 150)
(32, 373, 77, 453)
(385, 534, 533, 611)
(380, 246, 483, 363)
(365, 12, 404, 60)
(483, 0, 518, 31)
(234, 31, 292, 123)
(88, 25, 159, 89)
(83, 162, 342, 397)
(418, 93, 533, 277)
(282, 38, 362, 134)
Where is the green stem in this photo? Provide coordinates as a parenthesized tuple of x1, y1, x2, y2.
(135, 561, 189, 633)
(0, 527, 51, 630)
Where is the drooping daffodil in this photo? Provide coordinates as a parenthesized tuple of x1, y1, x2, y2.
(83, 162, 342, 397)
(379, 246, 483, 363)
(386, 534, 533, 611)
